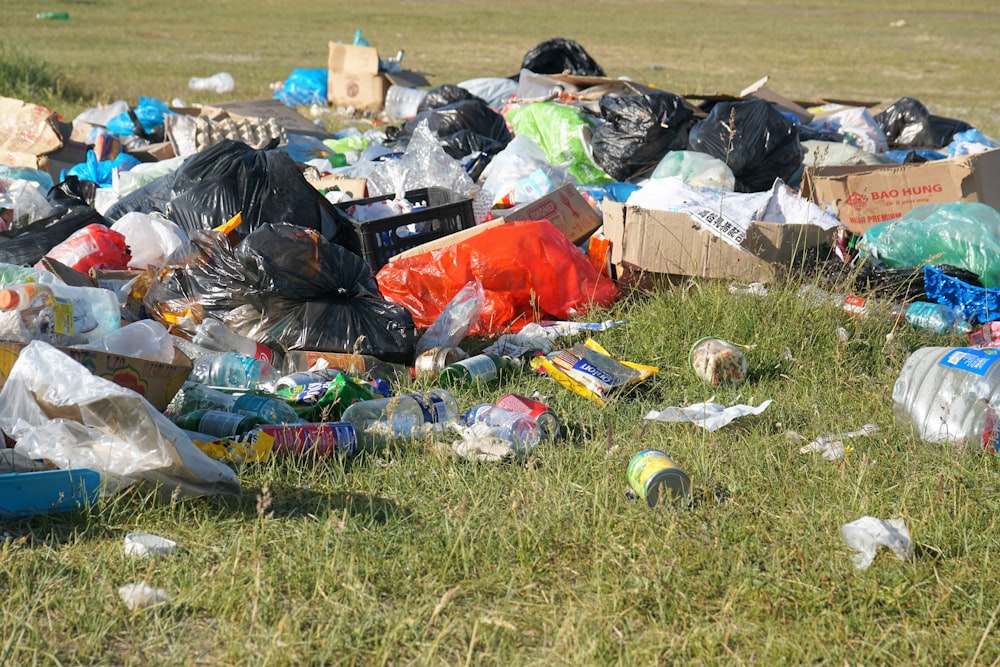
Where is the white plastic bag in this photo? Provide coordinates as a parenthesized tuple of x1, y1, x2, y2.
(0, 341, 240, 499)
(110, 212, 189, 270)
(840, 516, 911, 570)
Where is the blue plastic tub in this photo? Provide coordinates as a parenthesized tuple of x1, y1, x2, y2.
(0, 469, 102, 519)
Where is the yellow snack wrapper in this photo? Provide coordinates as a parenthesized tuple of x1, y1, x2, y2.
(193, 429, 275, 464)
(531, 337, 658, 406)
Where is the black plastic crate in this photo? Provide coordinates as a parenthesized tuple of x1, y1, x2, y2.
(332, 187, 476, 271)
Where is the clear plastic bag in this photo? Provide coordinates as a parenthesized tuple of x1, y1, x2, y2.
(366, 121, 478, 200)
(415, 280, 485, 355)
(0, 340, 240, 499)
(840, 516, 911, 570)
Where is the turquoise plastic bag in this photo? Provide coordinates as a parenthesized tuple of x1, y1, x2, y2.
(506, 102, 612, 186)
(858, 202, 1000, 288)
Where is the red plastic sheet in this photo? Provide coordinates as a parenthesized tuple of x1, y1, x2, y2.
(375, 219, 620, 336)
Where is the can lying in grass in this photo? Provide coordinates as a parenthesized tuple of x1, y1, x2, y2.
(689, 337, 747, 386)
(626, 449, 691, 507)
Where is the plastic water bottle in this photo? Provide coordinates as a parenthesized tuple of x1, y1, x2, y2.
(900, 301, 970, 335)
(192, 319, 277, 365)
(341, 388, 459, 439)
(170, 409, 263, 439)
(384, 85, 427, 120)
(232, 392, 301, 425)
(36, 12, 69, 20)
(496, 393, 561, 441)
(0, 282, 121, 343)
(189, 351, 280, 389)
(188, 72, 235, 94)
(464, 404, 541, 453)
(892, 346, 1000, 447)
(84, 319, 175, 363)
(166, 381, 238, 415)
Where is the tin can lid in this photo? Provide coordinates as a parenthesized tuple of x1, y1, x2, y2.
(645, 468, 692, 508)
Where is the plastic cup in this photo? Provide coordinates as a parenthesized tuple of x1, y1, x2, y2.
(689, 337, 748, 386)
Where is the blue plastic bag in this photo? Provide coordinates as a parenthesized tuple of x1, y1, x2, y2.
(66, 150, 142, 188)
(106, 96, 173, 138)
(274, 68, 328, 107)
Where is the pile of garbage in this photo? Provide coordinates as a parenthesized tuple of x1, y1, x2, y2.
(2, 34, 1000, 570)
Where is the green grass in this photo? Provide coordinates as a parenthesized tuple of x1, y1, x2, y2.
(2, 1, 1000, 665)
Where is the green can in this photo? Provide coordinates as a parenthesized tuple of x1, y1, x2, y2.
(626, 449, 691, 507)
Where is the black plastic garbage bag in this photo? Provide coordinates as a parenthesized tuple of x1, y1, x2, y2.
(147, 224, 417, 363)
(387, 99, 512, 159)
(874, 97, 972, 149)
(0, 177, 109, 267)
(687, 99, 803, 193)
(417, 84, 481, 113)
(521, 38, 605, 77)
(104, 140, 340, 241)
(592, 91, 695, 181)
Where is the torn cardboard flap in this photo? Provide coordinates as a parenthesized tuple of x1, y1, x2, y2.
(0, 96, 65, 169)
(501, 183, 602, 245)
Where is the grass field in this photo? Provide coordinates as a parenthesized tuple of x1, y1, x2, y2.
(2, 1, 1000, 665)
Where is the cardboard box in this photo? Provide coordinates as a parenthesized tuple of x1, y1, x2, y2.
(387, 220, 506, 263)
(305, 174, 367, 201)
(602, 199, 836, 283)
(801, 147, 1000, 234)
(0, 97, 64, 170)
(502, 183, 602, 245)
(0, 343, 192, 413)
(327, 43, 429, 111)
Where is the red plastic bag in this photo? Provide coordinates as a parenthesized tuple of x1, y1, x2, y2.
(34, 223, 131, 273)
(375, 219, 620, 336)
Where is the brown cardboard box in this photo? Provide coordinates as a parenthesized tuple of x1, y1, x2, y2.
(387, 220, 506, 263)
(305, 174, 368, 201)
(602, 199, 835, 283)
(0, 343, 192, 413)
(327, 43, 429, 111)
(0, 97, 64, 170)
(801, 147, 1000, 234)
(501, 183, 602, 245)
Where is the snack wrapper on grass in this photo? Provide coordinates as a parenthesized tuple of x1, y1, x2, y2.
(531, 338, 657, 405)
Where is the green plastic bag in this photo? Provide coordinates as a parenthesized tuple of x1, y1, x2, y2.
(506, 102, 612, 186)
(858, 202, 1000, 288)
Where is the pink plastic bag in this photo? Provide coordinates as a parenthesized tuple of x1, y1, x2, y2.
(35, 223, 131, 273)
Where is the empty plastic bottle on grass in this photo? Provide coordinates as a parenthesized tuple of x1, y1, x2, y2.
(464, 404, 542, 454)
(190, 351, 280, 389)
(898, 301, 970, 335)
(232, 392, 301, 425)
(167, 381, 237, 415)
(341, 388, 459, 439)
(893, 346, 1000, 448)
(36, 12, 69, 20)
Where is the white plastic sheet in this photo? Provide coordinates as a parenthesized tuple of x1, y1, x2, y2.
(644, 399, 773, 432)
